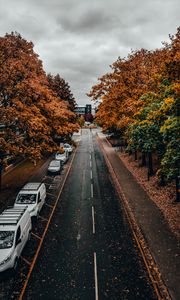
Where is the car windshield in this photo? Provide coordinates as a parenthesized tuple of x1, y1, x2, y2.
(0, 231, 15, 249)
(16, 194, 36, 204)
(50, 161, 60, 167)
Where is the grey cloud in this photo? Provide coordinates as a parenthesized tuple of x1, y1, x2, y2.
(58, 8, 112, 33)
(0, 0, 179, 105)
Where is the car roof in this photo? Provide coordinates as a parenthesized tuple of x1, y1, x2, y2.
(50, 160, 60, 165)
(22, 182, 42, 191)
(0, 207, 27, 226)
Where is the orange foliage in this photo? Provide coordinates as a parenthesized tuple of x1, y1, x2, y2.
(0, 32, 78, 160)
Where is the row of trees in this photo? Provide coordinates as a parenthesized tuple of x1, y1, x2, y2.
(88, 28, 180, 201)
(0, 32, 78, 165)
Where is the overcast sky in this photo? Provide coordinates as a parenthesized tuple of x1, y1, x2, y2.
(0, 0, 179, 106)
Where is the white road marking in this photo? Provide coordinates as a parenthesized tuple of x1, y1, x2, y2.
(92, 206, 95, 234)
(77, 233, 81, 241)
(90, 170, 93, 180)
(91, 183, 94, 198)
(94, 252, 99, 300)
(90, 160, 92, 168)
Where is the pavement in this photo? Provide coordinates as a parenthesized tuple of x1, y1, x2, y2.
(97, 132, 180, 300)
(23, 128, 157, 300)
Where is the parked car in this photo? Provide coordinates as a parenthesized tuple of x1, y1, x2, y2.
(0, 206, 31, 272)
(63, 143, 73, 154)
(55, 149, 69, 164)
(47, 160, 62, 175)
(14, 182, 46, 218)
(85, 121, 91, 126)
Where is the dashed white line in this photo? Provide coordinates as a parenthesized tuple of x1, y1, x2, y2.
(92, 206, 95, 234)
(91, 183, 94, 198)
(94, 252, 99, 300)
(90, 160, 92, 168)
(90, 170, 93, 180)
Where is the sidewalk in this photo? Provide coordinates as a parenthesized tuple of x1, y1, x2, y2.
(97, 132, 180, 300)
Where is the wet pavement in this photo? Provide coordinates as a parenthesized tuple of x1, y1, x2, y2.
(0, 154, 73, 299)
(97, 131, 180, 300)
(22, 129, 156, 300)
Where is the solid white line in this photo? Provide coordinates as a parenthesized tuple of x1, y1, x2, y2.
(90, 170, 93, 180)
(94, 252, 99, 300)
(92, 206, 95, 234)
(91, 183, 94, 198)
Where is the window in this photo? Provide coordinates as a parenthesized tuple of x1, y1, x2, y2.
(0, 231, 15, 249)
(16, 194, 36, 204)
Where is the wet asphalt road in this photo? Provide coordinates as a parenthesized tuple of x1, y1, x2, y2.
(23, 128, 156, 300)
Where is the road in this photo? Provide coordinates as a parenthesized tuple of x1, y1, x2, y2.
(21, 129, 156, 300)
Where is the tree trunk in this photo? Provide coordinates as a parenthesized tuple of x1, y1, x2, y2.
(128, 149, 132, 156)
(159, 174, 166, 186)
(175, 176, 180, 202)
(147, 152, 154, 180)
(134, 150, 137, 161)
(141, 153, 146, 166)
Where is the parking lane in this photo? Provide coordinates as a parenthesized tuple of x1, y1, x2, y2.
(0, 149, 77, 300)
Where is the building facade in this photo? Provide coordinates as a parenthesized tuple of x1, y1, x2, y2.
(74, 104, 92, 115)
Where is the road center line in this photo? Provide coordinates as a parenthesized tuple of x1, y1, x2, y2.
(92, 206, 95, 234)
(91, 183, 94, 198)
(94, 252, 99, 300)
(90, 170, 93, 180)
(90, 160, 92, 168)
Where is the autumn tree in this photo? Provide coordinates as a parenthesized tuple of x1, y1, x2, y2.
(88, 47, 168, 135)
(47, 73, 76, 111)
(88, 27, 180, 201)
(159, 28, 180, 201)
(0, 32, 78, 172)
(0, 32, 52, 160)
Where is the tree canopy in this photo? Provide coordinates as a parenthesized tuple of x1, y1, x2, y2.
(88, 28, 180, 200)
(0, 32, 79, 161)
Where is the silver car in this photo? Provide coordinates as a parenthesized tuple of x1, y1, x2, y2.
(48, 160, 62, 175)
(63, 143, 73, 153)
(55, 150, 69, 164)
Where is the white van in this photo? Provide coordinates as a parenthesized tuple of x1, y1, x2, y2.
(0, 206, 31, 272)
(14, 182, 46, 218)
